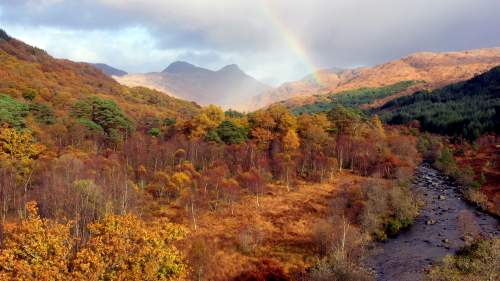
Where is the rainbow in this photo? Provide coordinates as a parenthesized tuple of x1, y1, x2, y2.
(263, 1, 325, 86)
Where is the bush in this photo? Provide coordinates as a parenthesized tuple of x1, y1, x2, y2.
(22, 88, 37, 101)
(238, 225, 265, 254)
(427, 238, 500, 281)
(360, 180, 418, 240)
(148, 127, 161, 137)
(312, 219, 336, 256)
(307, 251, 373, 281)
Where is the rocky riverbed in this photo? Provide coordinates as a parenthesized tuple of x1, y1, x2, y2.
(364, 163, 499, 281)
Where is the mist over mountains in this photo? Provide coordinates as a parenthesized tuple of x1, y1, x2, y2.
(114, 61, 270, 109)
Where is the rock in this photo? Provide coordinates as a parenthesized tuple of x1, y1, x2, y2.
(439, 195, 446, 200)
(426, 219, 436, 225)
(442, 239, 449, 243)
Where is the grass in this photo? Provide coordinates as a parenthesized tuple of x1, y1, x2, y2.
(167, 173, 369, 280)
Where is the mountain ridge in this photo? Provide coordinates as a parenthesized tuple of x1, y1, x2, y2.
(253, 47, 500, 110)
(115, 61, 270, 109)
(91, 63, 128, 77)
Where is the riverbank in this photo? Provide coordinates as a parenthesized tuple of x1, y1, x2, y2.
(364, 164, 499, 281)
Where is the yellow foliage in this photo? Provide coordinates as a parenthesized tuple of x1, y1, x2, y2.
(72, 214, 187, 281)
(171, 171, 192, 190)
(0, 203, 188, 281)
(0, 128, 45, 166)
(0, 202, 72, 281)
(184, 105, 225, 139)
(371, 115, 385, 137)
(283, 130, 301, 152)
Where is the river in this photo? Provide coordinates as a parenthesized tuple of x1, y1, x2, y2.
(364, 163, 499, 281)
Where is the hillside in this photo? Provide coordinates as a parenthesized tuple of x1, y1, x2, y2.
(115, 61, 271, 109)
(284, 80, 423, 115)
(0, 29, 200, 142)
(378, 66, 500, 140)
(253, 48, 500, 109)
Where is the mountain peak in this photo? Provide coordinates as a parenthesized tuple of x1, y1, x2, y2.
(218, 64, 242, 72)
(0, 29, 11, 41)
(163, 61, 197, 73)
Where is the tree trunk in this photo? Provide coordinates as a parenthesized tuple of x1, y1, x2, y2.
(191, 199, 197, 231)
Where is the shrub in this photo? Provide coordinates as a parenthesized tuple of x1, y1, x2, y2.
(238, 225, 265, 254)
(312, 219, 336, 256)
(307, 251, 373, 281)
(148, 127, 161, 137)
(22, 88, 37, 101)
(427, 238, 499, 281)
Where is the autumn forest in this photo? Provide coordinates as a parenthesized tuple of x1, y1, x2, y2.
(0, 12, 499, 281)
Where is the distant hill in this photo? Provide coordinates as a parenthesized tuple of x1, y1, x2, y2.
(253, 48, 500, 110)
(0, 29, 200, 135)
(91, 63, 128, 77)
(285, 80, 423, 115)
(378, 66, 500, 140)
(114, 61, 271, 109)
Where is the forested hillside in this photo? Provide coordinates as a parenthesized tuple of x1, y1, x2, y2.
(379, 66, 500, 140)
(287, 80, 421, 115)
(0, 29, 200, 143)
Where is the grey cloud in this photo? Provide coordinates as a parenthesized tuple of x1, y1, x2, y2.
(1, 0, 499, 83)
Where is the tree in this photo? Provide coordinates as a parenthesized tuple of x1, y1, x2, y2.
(282, 130, 300, 190)
(0, 94, 29, 128)
(71, 97, 134, 144)
(327, 106, 363, 137)
(237, 168, 266, 207)
(248, 105, 296, 147)
(215, 120, 247, 144)
(184, 105, 224, 139)
(370, 115, 385, 138)
(0, 128, 44, 165)
(0, 202, 72, 281)
(221, 178, 241, 215)
(0, 128, 45, 216)
(72, 214, 187, 281)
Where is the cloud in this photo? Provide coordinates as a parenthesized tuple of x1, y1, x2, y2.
(1, 0, 500, 84)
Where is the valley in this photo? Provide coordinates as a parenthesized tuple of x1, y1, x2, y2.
(0, 8, 499, 280)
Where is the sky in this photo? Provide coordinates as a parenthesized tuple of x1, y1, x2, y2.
(1, 0, 500, 86)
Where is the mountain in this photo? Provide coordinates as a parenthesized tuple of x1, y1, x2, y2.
(378, 65, 500, 140)
(0, 29, 200, 133)
(114, 61, 271, 109)
(91, 63, 128, 76)
(253, 48, 500, 109)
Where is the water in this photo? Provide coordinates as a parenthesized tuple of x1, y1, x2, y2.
(364, 163, 499, 281)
